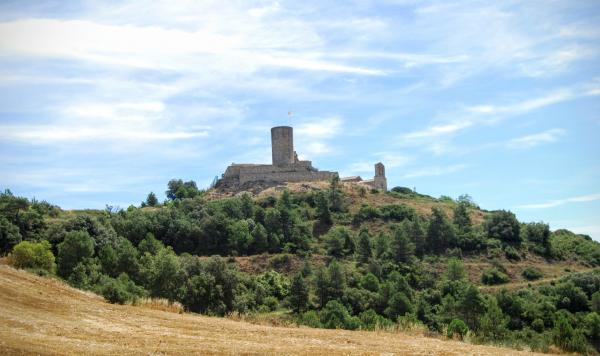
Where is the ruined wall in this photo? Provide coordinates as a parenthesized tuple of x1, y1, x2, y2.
(271, 126, 294, 166)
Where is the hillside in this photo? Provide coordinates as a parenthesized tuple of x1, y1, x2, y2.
(2, 181, 600, 354)
(0, 265, 543, 355)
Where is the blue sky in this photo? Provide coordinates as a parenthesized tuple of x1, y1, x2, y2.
(0, 1, 599, 238)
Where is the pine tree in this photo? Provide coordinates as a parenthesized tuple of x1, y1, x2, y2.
(408, 219, 426, 258)
(315, 267, 328, 307)
(427, 207, 456, 253)
(146, 192, 158, 207)
(289, 274, 310, 313)
(329, 174, 342, 212)
(357, 228, 372, 264)
(479, 297, 508, 340)
(390, 225, 415, 264)
(374, 232, 389, 259)
(453, 201, 472, 233)
(315, 191, 332, 225)
(459, 284, 485, 329)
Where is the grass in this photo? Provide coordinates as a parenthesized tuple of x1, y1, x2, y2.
(0, 265, 545, 355)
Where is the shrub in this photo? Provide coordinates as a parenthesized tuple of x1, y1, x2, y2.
(101, 278, 130, 304)
(485, 210, 521, 244)
(391, 186, 413, 195)
(380, 204, 416, 222)
(263, 296, 279, 311)
(447, 318, 469, 340)
(298, 310, 321, 328)
(320, 300, 360, 330)
(10, 240, 56, 273)
(481, 268, 509, 285)
(57, 230, 95, 278)
(503, 245, 520, 261)
(353, 204, 381, 224)
(522, 267, 543, 281)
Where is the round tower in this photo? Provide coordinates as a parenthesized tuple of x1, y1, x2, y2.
(271, 126, 294, 166)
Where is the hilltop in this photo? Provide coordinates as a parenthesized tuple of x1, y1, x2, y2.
(2, 180, 600, 354)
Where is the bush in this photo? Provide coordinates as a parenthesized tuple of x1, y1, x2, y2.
(503, 245, 520, 261)
(10, 240, 56, 273)
(298, 310, 321, 328)
(320, 300, 360, 330)
(485, 210, 521, 244)
(447, 319, 469, 340)
(57, 230, 95, 278)
(522, 267, 543, 281)
(481, 268, 509, 285)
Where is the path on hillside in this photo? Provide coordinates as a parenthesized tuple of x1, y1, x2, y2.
(0, 266, 544, 355)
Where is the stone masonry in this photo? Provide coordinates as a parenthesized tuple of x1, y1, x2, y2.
(216, 125, 387, 192)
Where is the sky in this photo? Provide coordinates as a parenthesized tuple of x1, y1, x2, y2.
(0, 0, 599, 238)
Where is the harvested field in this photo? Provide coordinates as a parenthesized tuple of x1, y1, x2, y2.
(0, 265, 543, 355)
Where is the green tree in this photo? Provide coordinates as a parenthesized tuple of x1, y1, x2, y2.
(523, 222, 550, 255)
(479, 297, 508, 340)
(446, 258, 466, 281)
(320, 300, 360, 330)
(240, 193, 254, 219)
(145, 192, 158, 207)
(10, 240, 56, 273)
(459, 284, 485, 329)
(315, 191, 332, 225)
(166, 179, 200, 200)
(57, 230, 95, 278)
(250, 223, 268, 254)
(485, 210, 521, 244)
(591, 291, 600, 313)
(315, 267, 328, 307)
(385, 292, 413, 320)
(0, 216, 22, 254)
(553, 312, 587, 353)
(357, 228, 372, 264)
(329, 174, 342, 212)
(390, 224, 415, 264)
(327, 260, 346, 300)
(453, 201, 472, 233)
(408, 219, 426, 258)
(289, 274, 310, 313)
(447, 319, 469, 340)
(374, 232, 389, 259)
(427, 207, 455, 253)
(141, 247, 185, 302)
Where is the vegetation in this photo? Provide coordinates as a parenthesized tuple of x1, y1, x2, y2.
(1, 182, 599, 354)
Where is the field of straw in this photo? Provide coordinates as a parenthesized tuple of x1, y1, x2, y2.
(0, 265, 543, 355)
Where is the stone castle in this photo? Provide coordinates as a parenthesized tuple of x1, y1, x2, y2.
(216, 126, 387, 191)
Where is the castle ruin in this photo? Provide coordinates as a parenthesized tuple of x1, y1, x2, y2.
(216, 125, 387, 191)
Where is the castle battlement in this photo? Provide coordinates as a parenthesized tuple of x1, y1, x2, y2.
(216, 125, 386, 192)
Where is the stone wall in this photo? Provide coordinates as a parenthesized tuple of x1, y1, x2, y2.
(271, 126, 294, 166)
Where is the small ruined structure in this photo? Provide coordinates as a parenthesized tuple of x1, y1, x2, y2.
(216, 125, 387, 192)
(342, 162, 387, 191)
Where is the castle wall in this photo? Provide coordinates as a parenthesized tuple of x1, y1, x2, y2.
(271, 126, 294, 166)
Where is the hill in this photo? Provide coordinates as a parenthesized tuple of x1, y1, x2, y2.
(0, 265, 542, 355)
(2, 181, 600, 354)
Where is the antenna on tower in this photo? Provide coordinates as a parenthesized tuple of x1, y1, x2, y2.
(288, 111, 293, 122)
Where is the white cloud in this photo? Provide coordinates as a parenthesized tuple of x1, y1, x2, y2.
(402, 164, 466, 179)
(507, 128, 566, 149)
(402, 83, 599, 144)
(295, 117, 343, 139)
(516, 193, 600, 209)
(0, 18, 382, 76)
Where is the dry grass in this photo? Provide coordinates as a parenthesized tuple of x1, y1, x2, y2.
(134, 297, 184, 314)
(0, 265, 546, 355)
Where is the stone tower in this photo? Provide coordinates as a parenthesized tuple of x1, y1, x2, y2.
(271, 126, 294, 166)
(374, 162, 387, 191)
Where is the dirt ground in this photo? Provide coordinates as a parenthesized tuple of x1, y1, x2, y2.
(0, 266, 544, 355)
